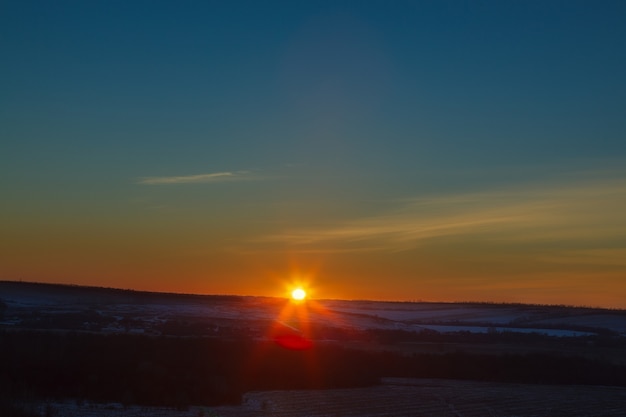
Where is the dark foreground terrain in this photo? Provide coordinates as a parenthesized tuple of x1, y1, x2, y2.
(240, 378, 626, 417)
(1, 281, 625, 416)
(11, 379, 626, 417)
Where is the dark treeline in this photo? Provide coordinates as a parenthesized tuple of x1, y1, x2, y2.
(1, 330, 625, 410)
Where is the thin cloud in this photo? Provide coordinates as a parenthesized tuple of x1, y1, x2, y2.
(137, 171, 253, 185)
(251, 177, 626, 253)
(541, 249, 626, 267)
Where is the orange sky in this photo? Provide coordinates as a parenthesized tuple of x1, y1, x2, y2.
(2, 175, 626, 308)
(2, 2, 626, 309)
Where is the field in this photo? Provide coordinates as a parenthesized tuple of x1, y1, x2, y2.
(31, 379, 626, 417)
(2, 281, 625, 339)
(2, 281, 626, 416)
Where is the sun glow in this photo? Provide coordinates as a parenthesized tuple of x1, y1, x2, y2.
(291, 287, 307, 301)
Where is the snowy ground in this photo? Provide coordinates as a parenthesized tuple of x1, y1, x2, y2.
(1, 281, 625, 337)
(319, 299, 626, 336)
(35, 379, 626, 417)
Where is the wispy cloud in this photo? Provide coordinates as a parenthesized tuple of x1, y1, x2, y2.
(251, 176, 626, 253)
(137, 171, 254, 185)
(541, 248, 626, 267)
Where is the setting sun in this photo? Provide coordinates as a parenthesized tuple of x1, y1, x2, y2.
(291, 288, 306, 301)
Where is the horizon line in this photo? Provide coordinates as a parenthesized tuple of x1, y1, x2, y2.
(1, 279, 622, 311)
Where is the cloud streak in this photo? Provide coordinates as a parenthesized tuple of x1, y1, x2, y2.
(252, 177, 626, 253)
(137, 171, 253, 185)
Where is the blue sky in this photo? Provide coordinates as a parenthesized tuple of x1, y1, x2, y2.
(2, 1, 626, 306)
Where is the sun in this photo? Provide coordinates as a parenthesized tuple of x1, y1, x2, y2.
(291, 287, 307, 301)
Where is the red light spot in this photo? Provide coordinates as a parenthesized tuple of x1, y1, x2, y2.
(274, 333, 313, 350)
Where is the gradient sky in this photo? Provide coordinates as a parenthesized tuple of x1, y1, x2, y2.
(2, 1, 626, 308)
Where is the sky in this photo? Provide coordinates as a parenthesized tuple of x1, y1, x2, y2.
(2, 0, 626, 308)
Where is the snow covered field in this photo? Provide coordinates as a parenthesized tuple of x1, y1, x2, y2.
(3, 282, 626, 417)
(34, 379, 626, 417)
(1, 281, 625, 337)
